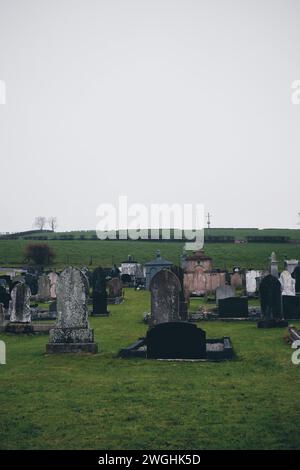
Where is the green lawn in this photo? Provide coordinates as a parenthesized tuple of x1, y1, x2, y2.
(0, 239, 300, 270)
(0, 289, 299, 450)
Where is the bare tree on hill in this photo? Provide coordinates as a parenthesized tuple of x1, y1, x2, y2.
(34, 216, 47, 231)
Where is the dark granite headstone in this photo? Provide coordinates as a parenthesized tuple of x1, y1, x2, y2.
(292, 265, 300, 294)
(92, 267, 109, 316)
(258, 274, 287, 327)
(25, 273, 38, 296)
(0, 286, 11, 309)
(218, 297, 249, 318)
(282, 296, 300, 320)
(147, 322, 207, 359)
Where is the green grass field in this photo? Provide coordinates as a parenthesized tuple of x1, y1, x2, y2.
(0, 289, 299, 450)
(1, 239, 300, 270)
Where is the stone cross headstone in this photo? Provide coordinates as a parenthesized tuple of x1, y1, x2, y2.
(9, 283, 31, 323)
(216, 285, 235, 304)
(37, 274, 51, 301)
(279, 270, 296, 296)
(150, 269, 181, 326)
(46, 267, 98, 353)
(92, 267, 109, 316)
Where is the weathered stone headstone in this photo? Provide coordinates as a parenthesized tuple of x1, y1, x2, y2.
(9, 283, 31, 323)
(230, 272, 243, 289)
(48, 272, 59, 299)
(147, 322, 207, 359)
(258, 274, 287, 328)
(6, 283, 33, 333)
(107, 278, 123, 304)
(216, 285, 235, 304)
(218, 297, 249, 318)
(46, 267, 98, 353)
(91, 267, 109, 316)
(246, 270, 260, 295)
(150, 269, 181, 326)
(279, 270, 296, 296)
(37, 274, 51, 301)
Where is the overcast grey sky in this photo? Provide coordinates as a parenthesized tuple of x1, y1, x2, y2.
(0, 0, 300, 232)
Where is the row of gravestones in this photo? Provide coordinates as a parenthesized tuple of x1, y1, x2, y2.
(0, 267, 123, 320)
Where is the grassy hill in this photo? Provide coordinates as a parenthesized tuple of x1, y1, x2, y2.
(0, 239, 300, 270)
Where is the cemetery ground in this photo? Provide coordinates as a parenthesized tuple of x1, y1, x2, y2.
(0, 289, 300, 450)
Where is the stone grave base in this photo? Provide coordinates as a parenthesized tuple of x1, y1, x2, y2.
(5, 322, 34, 334)
(257, 319, 289, 328)
(92, 312, 110, 317)
(107, 296, 124, 305)
(119, 335, 233, 361)
(46, 342, 98, 354)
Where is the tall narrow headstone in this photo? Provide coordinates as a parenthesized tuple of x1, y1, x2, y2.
(91, 267, 109, 316)
(46, 267, 98, 353)
(6, 283, 33, 333)
(37, 274, 51, 301)
(48, 272, 59, 299)
(150, 269, 181, 326)
(270, 252, 279, 278)
(292, 264, 300, 295)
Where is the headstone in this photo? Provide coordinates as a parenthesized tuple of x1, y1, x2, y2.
(48, 272, 59, 299)
(282, 296, 300, 320)
(0, 303, 5, 329)
(246, 270, 260, 295)
(279, 270, 296, 296)
(284, 259, 298, 275)
(46, 267, 98, 353)
(25, 273, 38, 295)
(9, 283, 31, 323)
(291, 265, 300, 294)
(5, 283, 33, 333)
(150, 269, 181, 326)
(91, 267, 109, 316)
(147, 322, 207, 359)
(270, 252, 279, 278)
(107, 278, 123, 304)
(216, 285, 235, 304)
(0, 285, 11, 309)
(230, 272, 243, 289)
(258, 274, 287, 327)
(218, 297, 249, 318)
(37, 274, 51, 301)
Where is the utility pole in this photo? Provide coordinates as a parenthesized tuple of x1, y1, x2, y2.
(207, 212, 211, 230)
